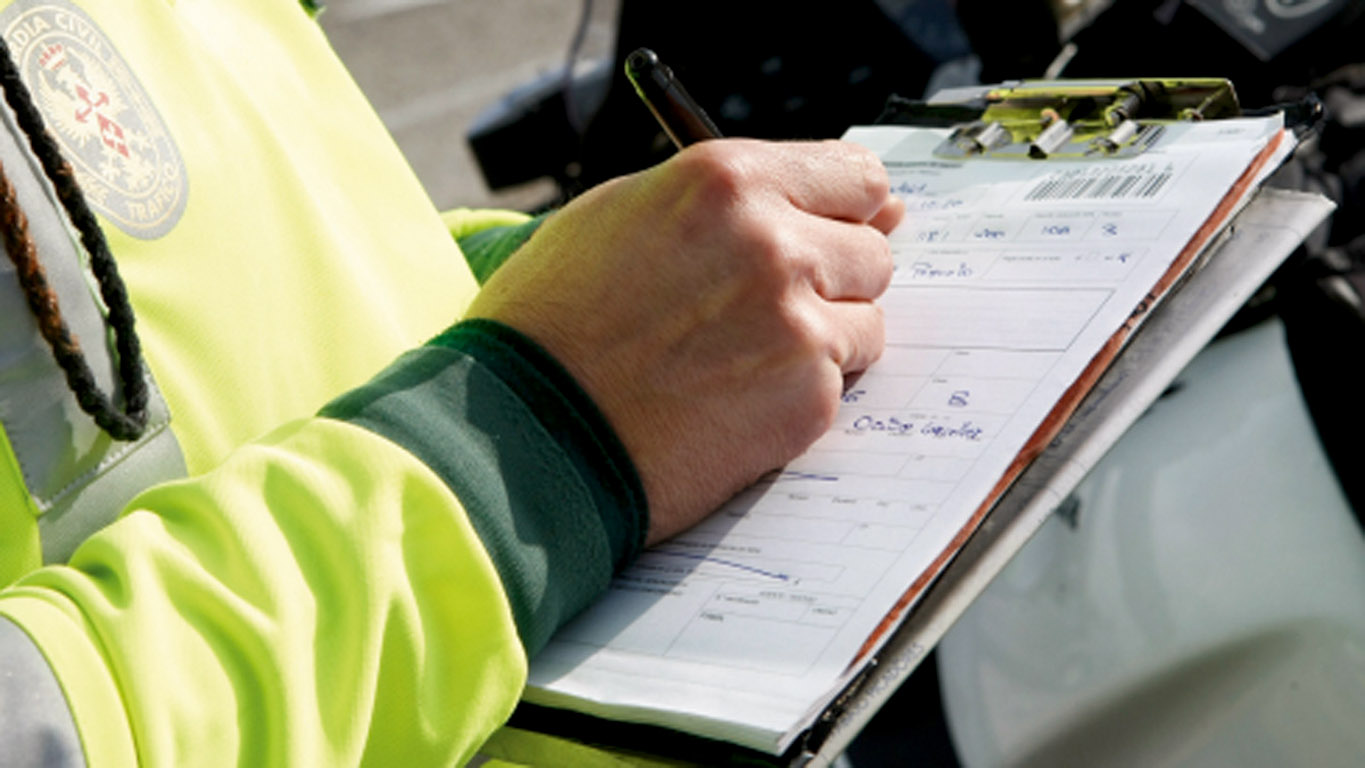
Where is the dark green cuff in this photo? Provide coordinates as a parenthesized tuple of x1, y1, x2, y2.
(456, 215, 548, 284)
(319, 318, 647, 655)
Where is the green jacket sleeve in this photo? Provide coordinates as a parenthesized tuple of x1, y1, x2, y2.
(442, 208, 549, 284)
(0, 320, 648, 767)
(321, 318, 648, 654)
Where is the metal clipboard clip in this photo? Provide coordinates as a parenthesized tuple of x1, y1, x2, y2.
(881, 78, 1243, 160)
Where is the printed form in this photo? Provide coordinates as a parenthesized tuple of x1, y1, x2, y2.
(526, 114, 1288, 753)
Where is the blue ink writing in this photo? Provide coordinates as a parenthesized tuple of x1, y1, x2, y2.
(920, 420, 984, 441)
(853, 415, 985, 441)
(852, 415, 915, 435)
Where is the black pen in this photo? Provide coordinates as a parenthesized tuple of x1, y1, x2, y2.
(624, 47, 722, 148)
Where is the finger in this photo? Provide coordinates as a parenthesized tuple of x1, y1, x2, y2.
(775, 140, 894, 224)
(820, 298, 886, 374)
(868, 194, 906, 235)
(800, 218, 895, 301)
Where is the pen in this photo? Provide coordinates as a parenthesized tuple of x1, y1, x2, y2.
(624, 47, 722, 148)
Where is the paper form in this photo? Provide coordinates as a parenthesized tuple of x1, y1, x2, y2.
(525, 114, 1288, 754)
(810, 188, 1336, 764)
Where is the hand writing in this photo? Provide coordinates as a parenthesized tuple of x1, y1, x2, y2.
(467, 139, 904, 544)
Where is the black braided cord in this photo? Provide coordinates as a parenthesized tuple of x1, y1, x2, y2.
(0, 37, 147, 441)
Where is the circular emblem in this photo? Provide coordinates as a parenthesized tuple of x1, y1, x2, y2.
(1, 0, 187, 239)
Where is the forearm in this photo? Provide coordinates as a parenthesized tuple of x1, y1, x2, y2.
(0, 320, 646, 766)
(320, 317, 648, 653)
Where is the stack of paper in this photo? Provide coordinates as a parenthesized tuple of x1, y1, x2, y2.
(524, 113, 1294, 755)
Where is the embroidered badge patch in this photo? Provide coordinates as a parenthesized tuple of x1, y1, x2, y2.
(1, 0, 187, 239)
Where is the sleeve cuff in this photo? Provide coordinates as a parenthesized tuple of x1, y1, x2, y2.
(453, 214, 548, 284)
(319, 318, 647, 654)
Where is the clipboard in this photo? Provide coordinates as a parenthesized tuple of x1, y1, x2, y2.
(500, 80, 1332, 766)
(788, 80, 1333, 766)
(791, 186, 1335, 767)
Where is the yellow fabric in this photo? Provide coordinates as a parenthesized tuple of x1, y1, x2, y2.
(0, 1, 680, 764)
(479, 727, 703, 768)
(0, 0, 534, 764)
(442, 207, 534, 242)
(0, 418, 528, 767)
(82, 0, 481, 473)
(0, 595, 138, 767)
(0, 425, 40, 586)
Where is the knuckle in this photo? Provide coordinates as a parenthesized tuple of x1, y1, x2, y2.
(734, 215, 801, 284)
(839, 141, 891, 208)
(866, 229, 896, 292)
(793, 370, 844, 449)
(865, 154, 892, 198)
(866, 304, 888, 362)
(852, 142, 890, 186)
(748, 219, 793, 268)
(860, 165, 890, 210)
(677, 141, 754, 201)
(775, 302, 828, 359)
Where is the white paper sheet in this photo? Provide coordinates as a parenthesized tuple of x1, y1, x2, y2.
(806, 187, 1337, 766)
(525, 114, 1289, 754)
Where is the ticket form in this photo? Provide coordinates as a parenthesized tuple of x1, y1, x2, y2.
(526, 114, 1288, 754)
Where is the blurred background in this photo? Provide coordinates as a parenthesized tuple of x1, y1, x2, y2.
(319, 0, 619, 211)
(317, 0, 984, 213)
(319, 0, 1363, 220)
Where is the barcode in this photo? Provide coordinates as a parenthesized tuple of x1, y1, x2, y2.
(1025, 171, 1172, 202)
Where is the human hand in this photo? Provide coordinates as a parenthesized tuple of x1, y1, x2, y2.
(466, 139, 904, 545)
